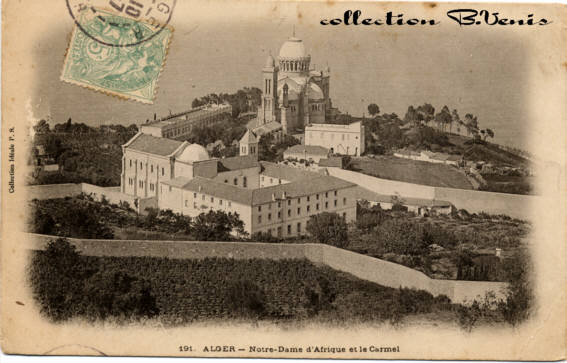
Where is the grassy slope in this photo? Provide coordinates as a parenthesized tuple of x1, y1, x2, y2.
(352, 157, 473, 189)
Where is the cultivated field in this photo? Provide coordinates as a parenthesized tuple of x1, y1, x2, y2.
(352, 157, 473, 189)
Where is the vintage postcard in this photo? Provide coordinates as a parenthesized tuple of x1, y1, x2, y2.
(1, 0, 566, 360)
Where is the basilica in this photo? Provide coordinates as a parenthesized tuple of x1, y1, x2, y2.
(251, 34, 337, 137)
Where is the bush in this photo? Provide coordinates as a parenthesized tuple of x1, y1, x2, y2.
(306, 212, 349, 248)
(226, 280, 266, 318)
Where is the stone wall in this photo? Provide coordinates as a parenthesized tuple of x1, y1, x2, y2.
(327, 167, 536, 220)
(26, 183, 83, 200)
(28, 234, 507, 305)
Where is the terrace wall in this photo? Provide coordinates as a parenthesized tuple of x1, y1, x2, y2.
(28, 234, 507, 305)
(327, 167, 536, 220)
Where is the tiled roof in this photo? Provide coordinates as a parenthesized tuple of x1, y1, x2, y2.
(177, 177, 255, 205)
(125, 133, 184, 156)
(218, 155, 260, 172)
(253, 121, 282, 136)
(161, 176, 194, 189)
(175, 169, 356, 206)
(250, 176, 355, 205)
(284, 144, 329, 156)
(239, 129, 258, 144)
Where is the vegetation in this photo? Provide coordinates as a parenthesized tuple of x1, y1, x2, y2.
(29, 197, 246, 241)
(191, 87, 261, 119)
(29, 238, 458, 325)
(258, 133, 300, 162)
(30, 120, 138, 186)
(306, 212, 349, 248)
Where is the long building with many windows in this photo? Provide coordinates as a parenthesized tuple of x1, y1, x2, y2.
(140, 103, 232, 140)
(121, 132, 357, 236)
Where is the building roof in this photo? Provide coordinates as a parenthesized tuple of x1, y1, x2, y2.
(252, 121, 282, 136)
(176, 144, 210, 163)
(284, 144, 329, 157)
(179, 177, 255, 205)
(318, 156, 343, 167)
(239, 129, 258, 144)
(279, 37, 307, 59)
(125, 133, 184, 156)
(218, 155, 260, 172)
(305, 121, 361, 132)
(161, 176, 194, 189)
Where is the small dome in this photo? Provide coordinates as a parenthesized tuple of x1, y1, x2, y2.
(308, 83, 324, 100)
(264, 54, 275, 68)
(279, 37, 307, 59)
(176, 143, 210, 163)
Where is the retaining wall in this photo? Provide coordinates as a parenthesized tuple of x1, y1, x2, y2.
(26, 183, 83, 200)
(28, 234, 507, 305)
(328, 167, 535, 220)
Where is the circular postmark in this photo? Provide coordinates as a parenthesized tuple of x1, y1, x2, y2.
(66, 0, 176, 47)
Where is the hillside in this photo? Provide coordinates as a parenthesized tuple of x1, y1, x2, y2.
(351, 156, 473, 189)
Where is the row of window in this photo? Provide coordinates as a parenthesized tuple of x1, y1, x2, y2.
(188, 192, 232, 208)
(127, 178, 156, 193)
(260, 176, 284, 185)
(308, 132, 354, 140)
(128, 160, 166, 176)
(223, 176, 247, 188)
(260, 212, 348, 237)
(256, 190, 340, 212)
(257, 198, 347, 225)
(310, 103, 323, 112)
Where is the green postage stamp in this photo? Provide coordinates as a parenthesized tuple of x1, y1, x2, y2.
(61, 8, 172, 104)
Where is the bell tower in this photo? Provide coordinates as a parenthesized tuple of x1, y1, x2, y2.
(260, 54, 278, 124)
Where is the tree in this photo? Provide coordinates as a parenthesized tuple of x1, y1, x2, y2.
(34, 119, 50, 134)
(306, 212, 348, 248)
(404, 106, 418, 126)
(192, 210, 246, 240)
(434, 106, 452, 132)
(416, 103, 435, 125)
(464, 113, 479, 137)
(367, 103, 380, 117)
(485, 128, 494, 141)
(451, 109, 460, 134)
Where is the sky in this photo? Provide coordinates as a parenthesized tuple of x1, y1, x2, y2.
(32, 2, 537, 148)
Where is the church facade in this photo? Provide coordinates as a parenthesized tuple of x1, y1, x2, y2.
(255, 35, 336, 135)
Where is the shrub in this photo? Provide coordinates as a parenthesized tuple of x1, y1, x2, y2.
(226, 280, 266, 318)
(306, 212, 349, 248)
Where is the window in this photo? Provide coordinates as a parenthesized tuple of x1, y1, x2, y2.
(297, 222, 301, 233)
(270, 178, 273, 183)
(151, 165, 154, 173)
(325, 201, 328, 209)
(185, 200, 188, 207)
(307, 196, 310, 202)
(343, 212, 347, 219)
(224, 179, 228, 183)
(277, 211, 281, 219)
(228, 201, 231, 207)
(277, 202, 281, 208)
(343, 197, 347, 205)
(140, 162, 143, 170)
(129, 160, 132, 167)
(233, 178, 238, 185)
(334, 190, 338, 196)
(334, 200, 337, 207)
(325, 192, 328, 198)
(243, 177, 247, 188)
(268, 213, 272, 221)
(297, 198, 301, 204)
(261, 176, 264, 182)
(288, 200, 291, 206)
(162, 167, 165, 176)
(288, 209, 291, 217)
(210, 197, 214, 203)
(297, 207, 301, 215)
(258, 205, 262, 212)
(193, 193, 197, 198)
(287, 225, 291, 235)
(316, 194, 319, 200)
(307, 206, 311, 212)
(278, 179, 282, 184)
(258, 215, 262, 224)
(316, 203, 320, 210)
(219, 199, 223, 205)
(269, 204, 272, 210)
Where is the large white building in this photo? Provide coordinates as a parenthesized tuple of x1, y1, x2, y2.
(305, 121, 365, 156)
(121, 132, 357, 237)
(249, 33, 338, 137)
(140, 103, 232, 140)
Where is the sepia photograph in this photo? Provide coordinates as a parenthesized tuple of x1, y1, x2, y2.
(1, 0, 566, 360)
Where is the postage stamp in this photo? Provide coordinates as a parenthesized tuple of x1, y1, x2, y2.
(60, 8, 172, 103)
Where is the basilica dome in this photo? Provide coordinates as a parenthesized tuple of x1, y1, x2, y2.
(278, 37, 307, 59)
(176, 143, 210, 163)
